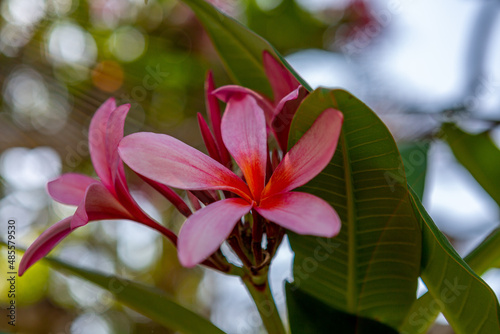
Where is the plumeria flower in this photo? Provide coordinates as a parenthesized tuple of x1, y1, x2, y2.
(18, 98, 186, 276)
(118, 92, 343, 267)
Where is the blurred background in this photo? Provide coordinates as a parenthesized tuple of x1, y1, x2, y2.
(0, 0, 499, 333)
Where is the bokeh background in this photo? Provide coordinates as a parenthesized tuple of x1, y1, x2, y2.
(1, 0, 500, 333)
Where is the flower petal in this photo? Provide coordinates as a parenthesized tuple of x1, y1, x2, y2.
(139, 174, 192, 217)
(88, 98, 116, 189)
(105, 103, 131, 187)
(213, 85, 275, 125)
(112, 173, 155, 225)
(71, 183, 133, 229)
(263, 51, 300, 103)
(263, 108, 343, 197)
(206, 72, 232, 168)
(178, 198, 252, 267)
(197, 113, 221, 162)
(187, 191, 202, 211)
(18, 217, 74, 276)
(47, 173, 98, 205)
(256, 192, 341, 237)
(118, 132, 252, 201)
(221, 94, 268, 201)
(272, 86, 308, 151)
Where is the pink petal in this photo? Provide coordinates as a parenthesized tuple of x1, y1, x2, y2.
(118, 132, 252, 201)
(190, 190, 218, 205)
(88, 98, 116, 189)
(187, 191, 202, 211)
(105, 103, 131, 187)
(213, 85, 275, 125)
(139, 174, 192, 217)
(112, 173, 160, 227)
(47, 173, 98, 205)
(221, 94, 267, 201)
(263, 108, 343, 197)
(71, 183, 133, 229)
(197, 113, 221, 162)
(178, 198, 252, 267)
(273, 85, 300, 117)
(205, 72, 232, 168)
(256, 192, 341, 237)
(272, 86, 308, 151)
(263, 51, 300, 103)
(18, 217, 74, 276)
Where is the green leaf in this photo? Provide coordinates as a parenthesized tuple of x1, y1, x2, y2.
(465, 227, 500, 272)
(400, 227, 500, 334)
(398, 142, 430, 201)
(179, 0, 311, 98)
(286, 88, 421, 330)
(442, 123, 500, 206)
(43, 256, 225, 334)
(246, 0, 327, 51)
(400, 189, 500, 334)
(286, 283, 399, 334)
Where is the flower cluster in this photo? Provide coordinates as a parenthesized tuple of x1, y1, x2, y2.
(19, 52, 343, 275)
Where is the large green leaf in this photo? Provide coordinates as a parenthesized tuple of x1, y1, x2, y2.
(246, 0, 327, 52)
(398, 142, 430, 201)
(179, 0, 311, 98)
(41, 256, 225, 334)
(400, 227, 500, 334)
(286, 88, 421, 330)
(399, 189, 500, 334)
(442, 123, 500, 206)
(286, 283, 399, 334)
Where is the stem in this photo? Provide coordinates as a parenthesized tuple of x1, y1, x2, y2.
(228, 226, 254, 268)
(252, 210, 264, 265)
(266, 223, 283, 258)
(205, 250, 243, 275)
(242, 272, 287, 334)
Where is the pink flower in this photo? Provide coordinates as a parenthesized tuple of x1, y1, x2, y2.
(118, 93, 343, 267)
(19, 98, 184, 276)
